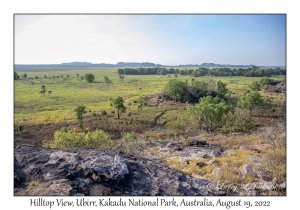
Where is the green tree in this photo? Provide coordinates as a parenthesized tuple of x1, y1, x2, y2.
(119, 75, 125, 82)
(186, 96, 231, 133)
(165, 79, 188, 102)
(74, 105, 87, 128)
(259, 76, 274, 88)
(112, 96, 126, 119)
(104, 76, 112, 91)
(22, 73, 27, 79)
(222, 108, 257, 133)
(249, 81, 261, 91)
(238, 91, 263, 113)
(14, 72, 20, 80)
(216, 80, 228, 99)
(84, 73, 95, 83)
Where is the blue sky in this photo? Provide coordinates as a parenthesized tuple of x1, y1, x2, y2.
(15, 14, 286, 66)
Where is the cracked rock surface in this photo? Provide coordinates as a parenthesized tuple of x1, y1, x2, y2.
(14, 143, 224, 196)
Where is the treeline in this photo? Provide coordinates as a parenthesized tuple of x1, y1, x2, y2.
(117, 66, 286, 77)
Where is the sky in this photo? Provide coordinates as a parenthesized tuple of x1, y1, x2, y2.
(14, 14, 286, 66)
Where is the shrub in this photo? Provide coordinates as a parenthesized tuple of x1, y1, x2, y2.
(84, 73, 95, 83)
(17, 124, 24, 134)
(100, 109, 107, 115)
(111, 110, 115, 114)
(127, 112, 131, 116)
(117, 132, 145, 155)
(42, 128, 112, 149)
(128, 117, 134, 125)
(249, 81, 261, 91)
(222, 108, 257, 133)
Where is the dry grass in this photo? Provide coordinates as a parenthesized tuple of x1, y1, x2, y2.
(163, 125, 286, 184)
(27, 181, 40, 189)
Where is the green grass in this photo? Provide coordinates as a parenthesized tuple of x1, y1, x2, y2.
(14, 68, 285, 125)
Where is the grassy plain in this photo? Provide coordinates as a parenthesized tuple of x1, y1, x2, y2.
(14, 68, 285, 125)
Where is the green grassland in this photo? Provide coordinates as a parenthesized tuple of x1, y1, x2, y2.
(14, 68, 285, 126)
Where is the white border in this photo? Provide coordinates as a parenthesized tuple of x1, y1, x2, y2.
(2, 0, 297, 209)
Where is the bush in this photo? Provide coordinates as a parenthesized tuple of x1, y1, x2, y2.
(249, 81, 261, 91)
(17, 124, 24, 134)
(117, 132, 145, 155)
(84, 73, 95, 83)
(42, 128, 112, 149)
(127, 112, 131, 116)
(128, 117, 134, 125)
(222, 108, 257, 133)
(100, 109, 107, 115)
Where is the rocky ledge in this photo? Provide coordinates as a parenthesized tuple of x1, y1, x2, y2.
(14, 143, 226, 196)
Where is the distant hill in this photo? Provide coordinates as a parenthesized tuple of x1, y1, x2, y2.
(14, 62, 285, 71)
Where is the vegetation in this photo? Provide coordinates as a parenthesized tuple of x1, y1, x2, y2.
(165, 79, 188, 102)
(116, 132, 146, 155)
(238, 91, 263, 113)
(104, 76, 113, 91)
(74, 105, 87, 128)
(42, 128, 112, 148)
(249, 81, 261, 91)
(186, 96, 231, 133)
(14, 72, 20, 80)
(84, 73, 95, 83)
(117, 66, 285, 77)
(111, 96, 126, 119)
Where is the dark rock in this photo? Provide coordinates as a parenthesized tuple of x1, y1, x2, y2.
(14, 143, 222, 196)
(196, 162, 207, 168)
(210, 150, 221, 158)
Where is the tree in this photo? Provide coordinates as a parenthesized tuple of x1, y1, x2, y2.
(48, 90, 52, 96)
(165, 79, 188, 102)
(84, 73, 95, 83)
(66, 75, 70, 79)
(216, 80, 228, 99)
(40, 85, 46, 97)
(74, 105, 87, 128)
(104, 76, 112, 91)
(22, 73, 27, 79)
(119, 75, 125, 82)
(186, 96, 231, 133)
(249, 81, 261, 91)
(77, 73, 79, 78)
(14, 72, 20, 80)
(238, 91, 263, 113)
(112, 96, 126, 119)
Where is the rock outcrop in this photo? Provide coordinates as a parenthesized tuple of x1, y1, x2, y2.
(14, 143, 225, 196)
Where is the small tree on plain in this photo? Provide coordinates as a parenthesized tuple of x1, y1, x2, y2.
(74, 105, 87, 128)
(112, 96, 126, 119)
(104, 76, 112, 91)
(84, 73, 95, 83)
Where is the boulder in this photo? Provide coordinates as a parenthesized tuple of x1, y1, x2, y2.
(210, 150, 221, 158)
(196, 162, 207, 168)
(239, 165, 253, 177)
(249, 155, 263, 163)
